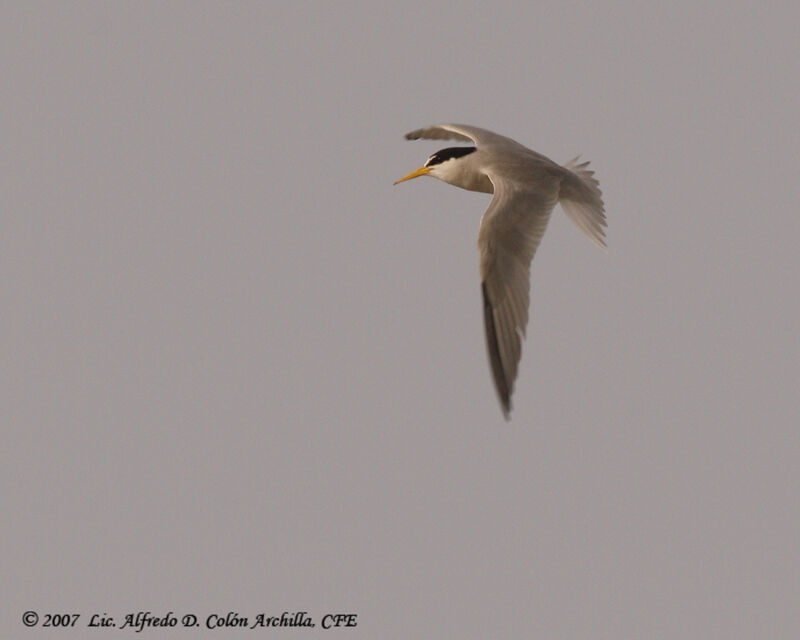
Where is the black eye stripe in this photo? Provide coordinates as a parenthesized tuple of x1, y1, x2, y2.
(424, 146, 477, 167)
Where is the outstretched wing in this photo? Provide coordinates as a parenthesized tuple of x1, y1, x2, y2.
(478, 173, 560, 418)
(404, 124, 523, 148)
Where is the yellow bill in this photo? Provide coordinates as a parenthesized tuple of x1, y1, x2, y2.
(393, 166, 431, 185)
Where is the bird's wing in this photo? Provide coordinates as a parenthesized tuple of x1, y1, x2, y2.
(404, 124, 521, 148)
(478, 173, 561, 418)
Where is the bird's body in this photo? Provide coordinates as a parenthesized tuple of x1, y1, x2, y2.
(395, 124, 606, 419)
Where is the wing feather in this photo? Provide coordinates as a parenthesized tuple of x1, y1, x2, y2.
(482, 282, 511, 416)
(404, 124, 523, 148)
(478, 175, 560, 418)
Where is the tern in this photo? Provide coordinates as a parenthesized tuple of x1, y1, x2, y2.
(395, 124, 606, 419)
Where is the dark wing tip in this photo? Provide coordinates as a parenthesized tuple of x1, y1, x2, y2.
(482, 282, 513, 420)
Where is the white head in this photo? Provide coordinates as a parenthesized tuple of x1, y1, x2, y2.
(394, 146, 477, 185)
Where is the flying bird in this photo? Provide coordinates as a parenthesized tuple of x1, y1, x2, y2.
(395, 124, 606, 419)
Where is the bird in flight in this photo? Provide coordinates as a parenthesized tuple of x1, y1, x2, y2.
(395, 124, 606, 419)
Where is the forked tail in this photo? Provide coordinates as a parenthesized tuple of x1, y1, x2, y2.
(559, 157, 607, 248)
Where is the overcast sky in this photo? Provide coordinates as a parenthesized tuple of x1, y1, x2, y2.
(3, 2, 799, 638)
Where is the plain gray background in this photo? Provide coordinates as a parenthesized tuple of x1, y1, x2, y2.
(3, 1, 799, 638)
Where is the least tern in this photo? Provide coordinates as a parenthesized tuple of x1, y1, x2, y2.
(395, 124, 606, 419)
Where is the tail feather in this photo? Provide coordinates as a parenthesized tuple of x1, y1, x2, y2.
(559, 157, 607, 248)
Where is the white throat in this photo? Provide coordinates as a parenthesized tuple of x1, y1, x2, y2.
(429, 158, 493, 194)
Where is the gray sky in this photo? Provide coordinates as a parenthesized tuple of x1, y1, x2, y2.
(3, 2, 799, 638)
